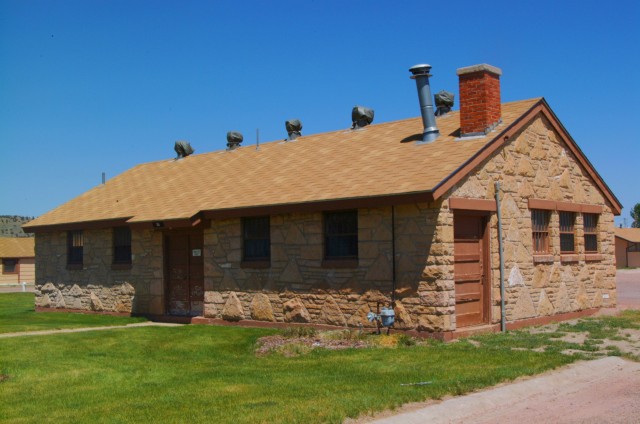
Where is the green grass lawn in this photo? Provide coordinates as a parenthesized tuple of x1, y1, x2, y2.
(1, 292, 638, 423)
(0, 325, 574, 423)
(0, 293, 146, 334)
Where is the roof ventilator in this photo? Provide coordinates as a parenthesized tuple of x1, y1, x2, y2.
(351, 106, 374, 129)
(174, 140, 195, 159)
(434, 90, 454, 116)
(226, 132, 243, 150)
(409, 64, 440, 143)
(286, 119, 302, 141)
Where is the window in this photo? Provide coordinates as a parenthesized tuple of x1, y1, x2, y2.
(242, 216, 270, 261)
(67, 230, 83, 265)
(2, 259, 18, 274)
(629, 243, 640, 253)
(583, 214, 599, 253)
(531, 209, 550, 254)
(559, 212, 575, 253)
(324, 210, 358, 259)
(113, 227, 132, 264)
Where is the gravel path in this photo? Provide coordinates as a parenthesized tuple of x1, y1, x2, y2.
(365, 357, 640, 424)
(0, 322, 183, 338)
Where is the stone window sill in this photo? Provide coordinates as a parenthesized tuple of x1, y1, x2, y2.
(322, 259, 358, 269)
(585, 253, 603, 261)
(111, 263, 132, 271)
(66, 264, 83, 271)
(240, 260, 270, 269)
(560, 254, 580, 263)
(533, 255, 554, 264)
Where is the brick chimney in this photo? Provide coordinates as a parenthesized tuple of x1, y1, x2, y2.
(457, 64, 502, 136)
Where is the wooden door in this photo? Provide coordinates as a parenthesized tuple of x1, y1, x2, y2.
(454, 214, 489, 327)
(165, 231, 204, 316)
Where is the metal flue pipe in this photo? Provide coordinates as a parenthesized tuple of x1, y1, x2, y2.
(409, 64, 440, 143)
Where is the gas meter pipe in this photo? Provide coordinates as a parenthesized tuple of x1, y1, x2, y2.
(495, 181, 506, 332)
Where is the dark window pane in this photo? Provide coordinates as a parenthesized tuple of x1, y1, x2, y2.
(113, 227, 132, 264)
(583, 214, 597, 233)
(325, 210, 358, 259)
(559, 212, 574, 232)
(585, 234, 598, 252)
(3, 259, 17, 273)
(559, 212, 575, 253)
(243, 216, 270, 261)
(67, 230, 83, 265)
(560, 233, 575, 253)
(531, 209, 550, 254)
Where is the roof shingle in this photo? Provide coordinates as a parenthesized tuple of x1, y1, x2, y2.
(615, 228, 640, 243)
(25, 99, 541, 229)
(0, 237, 35, 258)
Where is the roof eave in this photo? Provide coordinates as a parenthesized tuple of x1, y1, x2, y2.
(202, 191, 435, 220)
(430, 98, 623, 215)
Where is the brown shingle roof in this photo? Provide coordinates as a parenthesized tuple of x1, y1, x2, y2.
(27, 97, 613, 230)
(0, 237, 35, 258)
(615, 228, 640, 243)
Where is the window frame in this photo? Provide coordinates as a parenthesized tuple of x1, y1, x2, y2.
(67, 230, 84, 266)
(559, 211, 576, 254)
(583, 213, 599, 253)
(531, 209, 551, 255)
(2, 258, 18, 274)
(323, 210, 358, 261)
(242, 216, 271, 263)
(113, 226, 132, 265)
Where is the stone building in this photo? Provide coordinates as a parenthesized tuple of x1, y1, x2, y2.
(24, 63, 622, 337)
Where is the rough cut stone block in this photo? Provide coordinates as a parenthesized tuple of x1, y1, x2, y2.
(536, 289, 554, 316)
(250, 293, 276, 322)
(510, 286, 536, 320)
(283, 297, 310, 323)
(392, 300, 414, 330)
(90, 292, 103, 311)
(318, 296, 347, 326)
(221, 292, 245, 321)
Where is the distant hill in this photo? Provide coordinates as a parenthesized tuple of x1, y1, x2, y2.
(0, 215, 36, 238)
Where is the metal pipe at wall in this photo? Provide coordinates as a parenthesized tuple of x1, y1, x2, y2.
(391, 205, 397, 305)
(495, 181, 507, 332)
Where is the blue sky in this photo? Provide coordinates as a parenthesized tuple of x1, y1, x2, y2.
(1, 0, 638, 226)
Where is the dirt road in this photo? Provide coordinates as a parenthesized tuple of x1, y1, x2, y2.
(368, 357, 640, 424)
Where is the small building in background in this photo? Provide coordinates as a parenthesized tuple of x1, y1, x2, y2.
(0, 237, 35, 286)
(615, 228, 640, 269)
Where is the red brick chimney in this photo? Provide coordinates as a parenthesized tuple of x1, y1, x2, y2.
(457, 64, 502, 136)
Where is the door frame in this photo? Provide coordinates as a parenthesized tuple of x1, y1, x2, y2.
(453, 211, 492, 326)
(163, 227, 205, 316)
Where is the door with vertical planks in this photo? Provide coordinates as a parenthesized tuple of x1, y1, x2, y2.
(165, 231, 204, 316)
(454, 214, 489, 327)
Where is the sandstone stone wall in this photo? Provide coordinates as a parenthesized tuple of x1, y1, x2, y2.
(449, 113, 617, 323)
(34, 229, 164, 314)
(203, 204, 456, 332)
(32, 112, 617, 334)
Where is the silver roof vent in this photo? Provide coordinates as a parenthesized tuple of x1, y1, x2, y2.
(286, 119, 302, 141)
(409, 64, 439, 143)
(434, 90, 454, 116)
(351, 106, 374, 129)
(174, 140, 194, 158)
(226, 132, 243, 150)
